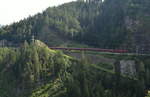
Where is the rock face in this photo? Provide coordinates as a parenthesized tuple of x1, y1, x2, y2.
(120, 60, 136, 76)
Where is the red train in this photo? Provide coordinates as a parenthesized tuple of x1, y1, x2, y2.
(49, 47, 128, 53)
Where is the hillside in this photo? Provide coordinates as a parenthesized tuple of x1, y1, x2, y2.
(0, 40, 150, 97)
(0, 40, 73, 97)
(0, 0, 150, 97)
(0, 0, 149, 53)
(0, 0, 149, 52)
(0, 1, 91, 46)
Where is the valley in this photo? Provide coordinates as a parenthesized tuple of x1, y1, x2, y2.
(0, 0, 150, 97)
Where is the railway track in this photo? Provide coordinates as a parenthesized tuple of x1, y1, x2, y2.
(49, 47, 150, 56)
(49, 47, 128, 53)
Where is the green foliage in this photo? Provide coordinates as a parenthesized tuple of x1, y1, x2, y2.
(0, 0, 150, 97)
(0, 1, 100, 47)
(0, 41, 149, 97)
(146, 91, 150, 97)
(30, 79, 67, 97)
(0, 0, 149, 50)
(0, 41, 72, 97)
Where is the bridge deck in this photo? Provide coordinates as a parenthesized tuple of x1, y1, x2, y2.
(49, 47, 128, 53)
(49, 47, 150, 56)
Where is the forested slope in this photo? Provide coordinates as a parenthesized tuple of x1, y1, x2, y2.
(0, 0, 149, 51)
(0, 1, 94, 46)
(0, 40, 149, 97)
(0, 0, 150, 97)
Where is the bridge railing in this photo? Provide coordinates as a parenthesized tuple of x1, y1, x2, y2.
(49, 47, 128, 53)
